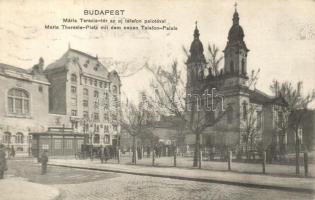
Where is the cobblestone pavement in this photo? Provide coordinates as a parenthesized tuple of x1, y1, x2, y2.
(54, 174, 314, 200)
(7, 159, 315, 200)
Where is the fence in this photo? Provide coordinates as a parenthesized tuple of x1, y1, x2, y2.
(77, 147, 314, 178)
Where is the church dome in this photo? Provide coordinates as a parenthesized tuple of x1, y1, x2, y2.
(188, 24, 206, 63)
(227, 10, 244, 42)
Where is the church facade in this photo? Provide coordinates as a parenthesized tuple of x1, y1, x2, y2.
(186, 8, 287, 154)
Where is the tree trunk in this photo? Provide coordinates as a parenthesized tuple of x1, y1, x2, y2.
(245, 141, 249, 161)
(193, 132, 200, 167)
(295, 131, 300, 175)
(132, 135, 136, 164)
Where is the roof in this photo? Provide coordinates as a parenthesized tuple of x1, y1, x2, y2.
(45, 48, 118, 82)
(249, 89, 287, 106)
(154, 115, 185, 129)
(0, 63, 49, 83)
(0, 63, 29, 73)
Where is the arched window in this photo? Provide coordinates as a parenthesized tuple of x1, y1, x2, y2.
(242, 101, 248, 120)
(16, 132, 24, 144)
(8, 88, 30, 115)
(94, 90, 99, 98)
(71, 74, 77, 83)
(3, 132, 11, 144)
(83, 88, 89, 96)
(104, 134, 110, 144)
(113, 85, 118, 93)
(241, 59, 246, 74)
(93, 134, 100, 144)
(230, 61, 234, 73)
(227, 106, 233, 123)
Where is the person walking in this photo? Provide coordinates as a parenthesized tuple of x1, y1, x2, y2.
(10, 146, 15, 158)
(40, 150, 48, 175)
(0, 144, 7, 179)
(99, 145, 105, 164)
(104, 146, 110, 163)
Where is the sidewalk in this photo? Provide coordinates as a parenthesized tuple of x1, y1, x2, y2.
(49, 159, 315, 194)
(0, 176, 59, 200)
(118, 155, 315, 177)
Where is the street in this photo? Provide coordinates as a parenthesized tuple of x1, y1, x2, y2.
(5, 159, 314, 200)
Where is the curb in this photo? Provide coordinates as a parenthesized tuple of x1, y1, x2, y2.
(49, 163, 315, 194)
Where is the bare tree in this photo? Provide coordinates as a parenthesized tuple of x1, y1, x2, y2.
(270, 80, 315, 174)
(120, 92, 157, 164)
(146, 55, 226, 167)
(207, 44, 223, 76)
(241, 104, 262, 160)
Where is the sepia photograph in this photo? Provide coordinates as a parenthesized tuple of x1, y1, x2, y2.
(0, 0, 315, 199)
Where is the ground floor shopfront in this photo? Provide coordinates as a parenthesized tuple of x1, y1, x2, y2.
(30, 127, 88, 157)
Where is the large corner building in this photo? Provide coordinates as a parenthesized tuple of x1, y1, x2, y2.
(0, 48, 121, 155)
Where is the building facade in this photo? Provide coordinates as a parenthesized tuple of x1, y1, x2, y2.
(45, 48, 121, 147)
(0, 59, 50, 155)
(185, 8, 287, 153)
(0, 48, 122, 155)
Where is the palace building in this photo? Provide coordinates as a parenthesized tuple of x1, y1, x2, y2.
(45, 48, 121, 147)
(0, 48, 121, 155)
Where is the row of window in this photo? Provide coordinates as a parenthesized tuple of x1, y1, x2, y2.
(72, 110, 118, 122)
(71, 73, 118, 93)
(93, 134, 111, 144)
(226, 103, 262, 128)
(71, 87, 116, 105)
(2, 132, 25, 144)
(228, 59, 246, 74)
(81, 123, 118, 133)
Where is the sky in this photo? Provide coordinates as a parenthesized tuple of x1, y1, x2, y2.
(0, 0, 315, 107)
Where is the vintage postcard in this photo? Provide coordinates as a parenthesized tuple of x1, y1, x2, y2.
(0, 0, 314, 199)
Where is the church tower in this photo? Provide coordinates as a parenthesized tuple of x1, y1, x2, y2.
(186, 22, 207, 94)
(223, 5, 249, 81)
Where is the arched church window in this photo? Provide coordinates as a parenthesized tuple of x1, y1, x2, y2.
(230, 61, 234, 73)
(242, 101, 248, 120)
(241, 59, 246, 74)
(227, 106, 233, 123)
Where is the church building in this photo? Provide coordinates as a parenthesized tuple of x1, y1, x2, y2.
(186, 6, 287, 154)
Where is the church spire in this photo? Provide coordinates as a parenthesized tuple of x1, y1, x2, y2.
(188, 21, 205, 63)
(233, 2, 239, 25)
(224, 3, 249, 78)
(194, 21, 200, 39)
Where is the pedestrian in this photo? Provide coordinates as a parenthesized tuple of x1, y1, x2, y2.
(10, 146, 15, 158)
(0, 144, 8, 179)
(99, 145, 105, 164)
(7, 146, 11, 160)
(104, 146, 110, 162)
(40, 150, 48, 175)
